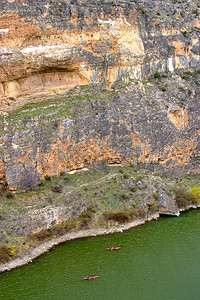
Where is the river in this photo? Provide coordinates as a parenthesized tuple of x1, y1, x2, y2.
(0, 209, 200, 300)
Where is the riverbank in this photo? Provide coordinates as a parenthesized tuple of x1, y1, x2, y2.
(1, 204, 199, 274)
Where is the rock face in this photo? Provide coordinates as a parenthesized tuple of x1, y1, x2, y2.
(0, 0, 199, 190)
(0, 0, 199, 99)
(0, 72, 199, 190)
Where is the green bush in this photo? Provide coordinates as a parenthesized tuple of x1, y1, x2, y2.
(103, 211, 130, 223)
(103, 209, 146, 223)
(78, 217, 91, 229)
(123, 173, 129, 179)
(1, 182, 8, 192)
(161, 86, 167, 92)
(51, 186, 63, 193)
(149, 201, 158, 213)
(33, 229, 52, 241)
(0, 245, 11, 263)
(154, 72, 161, 80)
(5, 192, 14, 199)
(173, 184, 195, 208)
(137, 209, 146, 219)
(44, 175, 51, 181)
(182, 31, 188, 37)
(153, 192, 159, 201)
(64, 175, 70, 182)
(80, 210, 92, 219)
(190, 187, 200, 204)
(119, 192, 129, 200)
(192, 8, 199, 16)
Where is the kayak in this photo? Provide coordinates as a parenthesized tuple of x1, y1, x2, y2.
(83, 276, 99, 280)
(106, 247, 121, 250)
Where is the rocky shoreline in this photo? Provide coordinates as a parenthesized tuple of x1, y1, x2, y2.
(1, 205, 199, 274)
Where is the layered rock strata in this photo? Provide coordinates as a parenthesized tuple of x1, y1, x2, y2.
(0, 0, 199, 99)
(0, 0, 199, 189)
(0, 72, 199, 190)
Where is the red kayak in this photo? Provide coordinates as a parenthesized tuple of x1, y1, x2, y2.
(106, 247, 121, 250)
(83, 276, 99, 280)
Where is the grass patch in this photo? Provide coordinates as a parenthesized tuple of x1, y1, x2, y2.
(0, 166, 199, 257)
(5, 85, 118, 128)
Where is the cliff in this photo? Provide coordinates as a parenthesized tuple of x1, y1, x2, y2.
(0, 72, 199, 190)
(0, 1, 200, 267)
(0, 0, 199, 100)
(0, 0, 199, 190)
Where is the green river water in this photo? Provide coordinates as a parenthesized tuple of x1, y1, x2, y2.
(0, 209, 200, 300)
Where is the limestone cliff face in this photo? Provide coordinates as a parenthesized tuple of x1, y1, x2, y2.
(0, 0, 199, 99)
(0, 72, 199, 190)
(0, 0, 199, 190)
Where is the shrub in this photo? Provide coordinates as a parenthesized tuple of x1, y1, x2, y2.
(129, 209, 139, 219)
(178, 86, 184, 92)
(44, 175, 51, 181)
(80, 210, 92, 219)
(51, 186, 63, 193)
(1, 182, 8, 192)
(5, 192, 14, 199)
(0, 245, 11, 263)
(192, 8, 199, 16)
(119, 192, 129, 200)
(78, 217, 91, 229)
(80, 205, 97, 219)
(173, 184, 194, 208)
(137, 209, 146, 219)
(190, 187, 200, 204)
(161, 86, 167, 92)
(123, 173, 129, 179)
(31, 220, 77, 242)
(154, 71, 161, 79)
(182, 30, 188, 37)
(64, 175, 70, 182)
(153, 192, 159, 201)
(103, 211, 130, 223)
(149, 201, 158, 213)
(184, 71, 193, 76)
(34, 229, 52, 241)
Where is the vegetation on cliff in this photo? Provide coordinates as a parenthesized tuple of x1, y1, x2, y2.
(0, 164, 199, 264)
